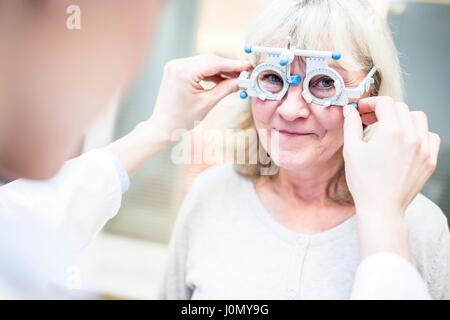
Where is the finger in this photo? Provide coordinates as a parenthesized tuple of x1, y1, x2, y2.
(217, 71, 242, 79)
(410, 111, 429, 150)
(428, 132, 441, 171)
(343, 104, 364, 149)
(395, 102, 416, 137)
(361, 112, 377, 125)
(207, 78, 240, 106)
(357, 96, 400, 128)
(203, 71, 242, 84)
(197, 55, 252, 78)
(203, 75, 225, 84)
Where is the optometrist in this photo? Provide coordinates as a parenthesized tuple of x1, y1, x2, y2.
(0, 1, 438, 299)
(0, 0, 251, 297)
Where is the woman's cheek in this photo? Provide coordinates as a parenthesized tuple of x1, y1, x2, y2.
(311, 105, 345, 131)
(251, 99, 278, 126)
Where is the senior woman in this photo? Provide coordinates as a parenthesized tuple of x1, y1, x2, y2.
(159, 0, 450, 299)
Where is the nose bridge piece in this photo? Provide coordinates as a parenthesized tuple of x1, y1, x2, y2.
(287, 74, 302, 86)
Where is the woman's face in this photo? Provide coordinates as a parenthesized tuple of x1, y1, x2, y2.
(252, 58, 366, 171)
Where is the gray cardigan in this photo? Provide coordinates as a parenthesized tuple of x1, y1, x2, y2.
(158, 165, 450, 299)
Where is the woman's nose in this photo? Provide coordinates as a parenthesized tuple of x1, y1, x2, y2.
(276, 86, 311, 121)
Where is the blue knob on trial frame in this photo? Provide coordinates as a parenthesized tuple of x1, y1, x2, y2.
(279, 57, 289, 67)
(287, 75, 302, 86)
(240, 91, 249, 99)
(331, 51, 342, 60)
(244, 46, 252, 54)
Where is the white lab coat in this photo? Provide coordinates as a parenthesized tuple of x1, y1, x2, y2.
(0, 148, 126, 297)
(351, 252, 431, 299)
(0, 148, 125, 252)
(0, 147, 432, 299)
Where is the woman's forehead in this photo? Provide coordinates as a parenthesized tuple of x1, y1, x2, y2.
(251, 41, 367, 82)
(288, 58, 366, 84)
(254, 44, 365, 71)
(252, 56, 364, 84)
(288, 58, 358, 74)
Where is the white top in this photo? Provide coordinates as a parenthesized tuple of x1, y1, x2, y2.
(0, 148, 127, 297)
(351, 252, 431, 299)
(158, 165, 450, 300)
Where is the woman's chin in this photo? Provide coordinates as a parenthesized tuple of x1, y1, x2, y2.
(269, 149, 319, 172)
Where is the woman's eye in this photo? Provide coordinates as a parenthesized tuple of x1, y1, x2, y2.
(308, 75, 337, 99)
(314, 77, 334, 89)
(266, 74, 282, 84)
(320, 78, 334, 88)
(257, 71, 284, 94)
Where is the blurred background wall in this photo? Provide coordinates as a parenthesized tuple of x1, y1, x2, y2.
(81, 0, 450, 299)
(388, 0, 450, 217)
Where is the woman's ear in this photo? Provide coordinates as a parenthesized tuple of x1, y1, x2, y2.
(371, 70, 382, 97)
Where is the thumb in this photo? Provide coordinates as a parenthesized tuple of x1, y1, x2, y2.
(207, 78, 239, 106)
(343, 104, 364, 148)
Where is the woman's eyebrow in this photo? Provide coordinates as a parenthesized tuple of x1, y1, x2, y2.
(328, 62, 347, 72)
(327, 63, 361, 83)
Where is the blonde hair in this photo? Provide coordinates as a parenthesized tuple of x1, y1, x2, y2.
(235, 0, 404, 205)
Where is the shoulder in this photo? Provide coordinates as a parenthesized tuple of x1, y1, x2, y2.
(176, 164, 251, 222)
(405, 193, 448, 237)
(405, 194, 450, 299)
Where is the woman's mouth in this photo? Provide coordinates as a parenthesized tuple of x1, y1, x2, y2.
(276, 129, 316, 138)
